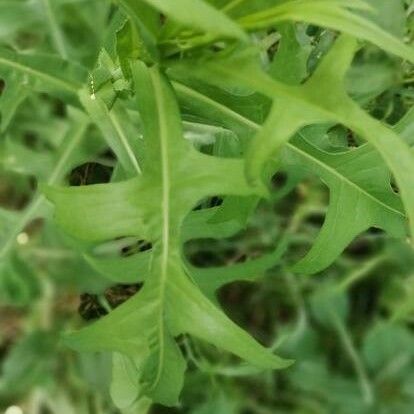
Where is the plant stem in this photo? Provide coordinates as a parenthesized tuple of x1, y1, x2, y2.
(332, 313, 374, 406)
(41, 0, 68, 59)
(222, 0, 248, 13)
(338, 255, 385, 292)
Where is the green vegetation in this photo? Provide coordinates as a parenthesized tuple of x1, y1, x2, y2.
(1, 0, 414, 413)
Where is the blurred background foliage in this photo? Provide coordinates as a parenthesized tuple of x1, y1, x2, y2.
(1, 0, 414, 413)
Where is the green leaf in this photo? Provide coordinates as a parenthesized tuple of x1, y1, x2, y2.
(346, 57, 401, 105)
(121, 0, 247, 41)
(171, 65, 405, 273)
(0, 48, 87, 104)
(46, 62, 291, 406)
(309, 282, 349, 329)
(186, 36, 414, 271)
(85, 251, 151, 284)
(188, 235, 288, 300)
(110, 353, 142, 409)
(0, 1, 42, 40)
(237, 0, 414, 63)
(288, 136, 405, 274)
(0, 72, 28, 132)
(269, 23, 310, 85)
(0, 331, 57, 395)
(79, 92, 143, 177)
(193, 392, 239, 414)
(40, 0, 69, 58)
(0, 113, 92, 263)
(86, 237, 287, 301)
(1, 138, 54, 179)
(360, 0, 406, 38)
(362, 322, 414, 373)
(116, 19, 155, 74)
(0, 253, 40, 306)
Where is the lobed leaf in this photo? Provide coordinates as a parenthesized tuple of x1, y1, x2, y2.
(184, 35, 414, 272)
(46, 61, 291, 406)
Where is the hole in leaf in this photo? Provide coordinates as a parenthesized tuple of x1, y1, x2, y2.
(346, 129, 358, 148)
(78, 293, 108, 321)
(23, 132, 39, 149)
(306, 25, 321, 37)
(121, 239, 152, 257)
(104, 283, 143, 309)
(68, 162, 113, 186)
(305, 212, 325, 227)
(78, 283, 143, 321)
(368, 227, 385, 236)
(345, 234, 379, 259)
(270, 172, 287, 190)
(209, 196, 224, 207)
(52, 99, 67, 118)
(188, 248, 227, 267)
(192, 196, 224, 211)
(92, 237, 151, 258)
(390, 177, 399, 194)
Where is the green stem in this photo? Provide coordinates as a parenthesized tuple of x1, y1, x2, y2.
(221, 0, 248, 13)
(332, 313, 374, 406)
(41, 0, 68, 59)
(338, 255, 386, 292)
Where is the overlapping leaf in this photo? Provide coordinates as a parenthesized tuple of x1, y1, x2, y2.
(285, 136, 405, 273)
(2, 0, 414, 410)
(45, 62, 291, 406)
(236, 0, 414, 63)
(120, 0, 246, 41)
(0, 112, 98, 276)
(0, 48, 87, 107)
(183, 34, 414, 272)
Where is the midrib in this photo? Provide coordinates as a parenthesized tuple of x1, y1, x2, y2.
(41, 0, 68, 59)
(108, 110, 142, 174)
(293, 135, 404, 217)
(149, 69, 170, 390)
(174, 82, 404, 218)
(0, 54, 79, 93)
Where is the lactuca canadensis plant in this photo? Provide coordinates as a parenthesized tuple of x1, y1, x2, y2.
(1, 0, 414, 411)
